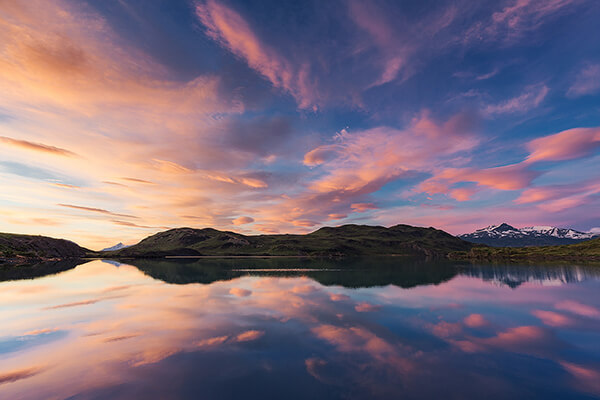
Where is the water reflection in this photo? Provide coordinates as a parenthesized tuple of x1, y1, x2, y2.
(127, 257, 460, 288)
(0, 259, 599, 399)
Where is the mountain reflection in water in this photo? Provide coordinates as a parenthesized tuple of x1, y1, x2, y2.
(1, 258, 599, 399)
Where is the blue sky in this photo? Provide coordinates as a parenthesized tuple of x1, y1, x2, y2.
(0, 0, 599, 248)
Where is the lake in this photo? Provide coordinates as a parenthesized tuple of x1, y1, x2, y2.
(1, 258, 600, 399)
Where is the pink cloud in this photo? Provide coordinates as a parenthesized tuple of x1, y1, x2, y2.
(463, 313, 488, 328)
(525, 127, 600, 163)
(449, 187, 479, 201)
(430, 321, 463, 338)
(354, 302, 382, 313)
(555, 300, 600, 318)
(532, 310, 573, 327)
(195, 0, 316, 109)
(561, 362, 600, 395)
(424, 163, 539, 193)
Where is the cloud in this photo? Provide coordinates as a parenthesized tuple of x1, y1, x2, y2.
(111, 220, 158, 229)
(354, 302, 382, 312)
(483, 84, 548, 115)
(232, 216, 254, 225)
(567, 64, 600, 97)
(0, 366, 45, 384)
(449, 187, 479, 201)
(532, 310, 573, 327)
(555, 300, 600, 318)
(466, 0, 580, 44)
(229, 287, 252, 297)
(463, 313, 488, 328)
(120, 177, 156, 185)
(195, 335, 229, 348)
(44, 298, 101, 309)
(514, 180, 600, 212)
(351, 203, 378, 212)
(525, 127, 600, 162)
(195, 0, 315, 109)
(58, 204, 138, 219)
(422, 163, 539, 194)
(0, 136, 77, 157)
(235, 330, 264, 342)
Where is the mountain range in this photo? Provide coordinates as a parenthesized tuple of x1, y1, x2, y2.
(459, 223, 598, 247)
(1, 223, 599, 265)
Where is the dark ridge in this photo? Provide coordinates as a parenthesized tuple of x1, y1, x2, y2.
(109, 224, 474, 258)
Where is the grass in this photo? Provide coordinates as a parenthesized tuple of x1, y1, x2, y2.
(111, 224, 474, 258)
(449, 237, 600, 261)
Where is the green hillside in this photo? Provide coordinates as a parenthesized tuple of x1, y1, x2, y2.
(450, 237, 600, 261)
(110, 224, 474, 258)
(0, 233, 90, 263)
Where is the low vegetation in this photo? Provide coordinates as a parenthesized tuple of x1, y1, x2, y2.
(109, 224, 474, 258)
(0, 233, 90, 264)
(449, 237, 600, 261)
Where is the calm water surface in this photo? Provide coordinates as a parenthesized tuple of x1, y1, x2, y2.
(1, 258, 600, 399)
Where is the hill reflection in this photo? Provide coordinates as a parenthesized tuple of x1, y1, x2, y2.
(120, 258, 600, 289)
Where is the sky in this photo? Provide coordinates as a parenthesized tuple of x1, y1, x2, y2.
(0, 0, 599, 249)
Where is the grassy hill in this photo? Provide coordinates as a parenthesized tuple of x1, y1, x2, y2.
(449, 237, 600, 261)
(109, 224, 474, 258)
(0, 233, 90, 263)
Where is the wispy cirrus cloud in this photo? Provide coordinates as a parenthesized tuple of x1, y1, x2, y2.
(195, 0, 315, 109)
(483, 84, 549, 115)
(466, 0, 582, 44)
(58, 204, 138, 219)
(0, 136, 77, 157)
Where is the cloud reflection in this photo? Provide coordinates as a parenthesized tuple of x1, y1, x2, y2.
(0, 260, 599, 399)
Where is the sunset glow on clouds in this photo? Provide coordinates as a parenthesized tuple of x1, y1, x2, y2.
(0, 0, 599, 248)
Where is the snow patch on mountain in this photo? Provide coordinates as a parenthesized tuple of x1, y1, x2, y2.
(459, 223, 599, 247)
(100, 242, 131, 252)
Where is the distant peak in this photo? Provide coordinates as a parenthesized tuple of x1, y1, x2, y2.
(100, 242, 130, 252)
(479, 223, 516, 232)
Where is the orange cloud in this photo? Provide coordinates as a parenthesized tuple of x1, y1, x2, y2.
(229, 288, 252, 297)
(351, 203, 377, 212)
(0, 366, 46, 385)
(0, 136, 77, 157)
(232, 216, 254, 225)
(58, 204, 137, 219)
(235, 330, 264, 342)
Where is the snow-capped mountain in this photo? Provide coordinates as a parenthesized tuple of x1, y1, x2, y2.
(459, 223, 599, 247)
(100, 242, 131, 252)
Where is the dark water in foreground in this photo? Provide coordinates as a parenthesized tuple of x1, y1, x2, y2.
(1, 258, 600, 399)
